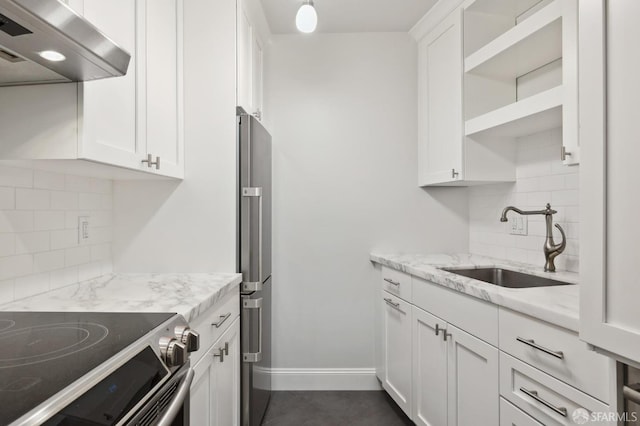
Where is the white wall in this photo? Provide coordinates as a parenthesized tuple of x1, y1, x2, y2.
(112, 0, 237, 273)
(0, 164, 112, 304)
(264, 33, 469, 387)
(469, 128, 580, 272)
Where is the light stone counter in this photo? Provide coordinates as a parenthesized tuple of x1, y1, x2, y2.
(371, 253, 580, 332)
(0, 273, 242, 323)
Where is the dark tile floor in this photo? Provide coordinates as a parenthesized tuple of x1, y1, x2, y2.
(261, 391, 414, 426)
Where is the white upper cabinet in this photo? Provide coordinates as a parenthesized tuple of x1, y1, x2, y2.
(580, 0, 640, 366)
(415, 0, 579, 186)
(137, 0, 184, 178)
(417, 9, 464, 185)
(0, 0, 184, 179)
(237, 0, 264, 120)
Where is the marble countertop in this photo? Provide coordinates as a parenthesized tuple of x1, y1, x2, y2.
(0, 273, 242, 323)
(370, 253, 580, 332)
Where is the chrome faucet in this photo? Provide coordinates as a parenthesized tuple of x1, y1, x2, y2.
(500, 203, 566, 272)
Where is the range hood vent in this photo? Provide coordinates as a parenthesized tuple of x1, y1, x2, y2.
(0, 0, 131, 86)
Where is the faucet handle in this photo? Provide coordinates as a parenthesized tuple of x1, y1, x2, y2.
(545, 203, 558, 215)
(554, 223, 566, 253)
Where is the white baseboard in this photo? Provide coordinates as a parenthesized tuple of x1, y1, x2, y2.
(268, 368, 381, 391)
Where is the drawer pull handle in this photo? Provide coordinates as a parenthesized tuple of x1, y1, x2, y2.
(516, 337, 564, 359)
(384, 298, 402, 312)
(520, 387, 567, 417)
(383, 278, 401, 286)
(212, 312, 232, 328)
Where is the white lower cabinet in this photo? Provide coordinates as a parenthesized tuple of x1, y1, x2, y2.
(412, 307, 448, 426)
(447, 324, 499, 426)
(381, 291, 412, 416)
(375, 267, 613, 426)
(412, 307, 499, 426)
(191, 317, 240, 426)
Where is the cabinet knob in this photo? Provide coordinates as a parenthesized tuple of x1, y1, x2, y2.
(214, 343, 229, 362)
(142, 154, 160, 170)
(561, 146, 572, 161)
(451, 168, 459, 179)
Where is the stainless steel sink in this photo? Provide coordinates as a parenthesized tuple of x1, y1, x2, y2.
(441, 267, 573, 288)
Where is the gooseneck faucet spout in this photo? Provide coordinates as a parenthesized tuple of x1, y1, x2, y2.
(500, 203, 565, 272)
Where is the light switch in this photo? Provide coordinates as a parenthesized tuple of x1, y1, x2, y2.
(509, 217, 528, 236)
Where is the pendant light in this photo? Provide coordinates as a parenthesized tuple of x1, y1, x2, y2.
(296, 0, 318, 33)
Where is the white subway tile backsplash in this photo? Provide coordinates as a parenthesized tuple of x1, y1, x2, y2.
(0, 234, 14, 257)
(34, 211, 65, 231)
(0, 187, 15, 209)
(65, 246, 91, 267)
(34, 170, 66, 191)
(0, 166, 33, 188)
(15, 231, 50, 254)
(51, 191, 79, 210)
(0, 167, 113, 303)
(0, 211, 34, 233)
(16, 188, 51, 210)
(34, 250, 65, 272)
(0, 255, 33, 281)
(469, 128, 580, 272)
(50, 229, 78, 250)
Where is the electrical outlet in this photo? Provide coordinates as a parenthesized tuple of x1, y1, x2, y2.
(78, 216, 90, 244)
(509, 216, 528, 236)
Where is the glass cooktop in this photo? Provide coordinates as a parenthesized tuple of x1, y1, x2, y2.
(0, 311, 174, 425)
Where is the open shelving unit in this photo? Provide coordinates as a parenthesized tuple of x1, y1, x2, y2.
(465, 1, 562, 79)
(462, 0, 577, 150)
(465, 86, 562, 138)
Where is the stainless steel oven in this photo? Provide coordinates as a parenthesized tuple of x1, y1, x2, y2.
(0, 311, 200, 426)
(126, 362, 194, 426)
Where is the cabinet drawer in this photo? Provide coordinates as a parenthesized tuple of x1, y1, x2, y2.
(500, 397, 543, 426)
(381, 266, 412, 302)
(189, 288, 240, 366)
(499, 308, 610, 403)
(500, 353, 610, 426)
(412, 276, 498, 346)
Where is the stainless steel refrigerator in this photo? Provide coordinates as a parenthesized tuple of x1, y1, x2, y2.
(237, 108, 272, 426)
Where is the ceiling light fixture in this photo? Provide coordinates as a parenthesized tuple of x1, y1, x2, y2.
(39, 50, 66, 62)
(296, 0, 318, 33)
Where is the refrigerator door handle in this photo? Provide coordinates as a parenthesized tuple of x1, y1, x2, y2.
(242, 187, 263, 293)
(243, 297, 263, 363)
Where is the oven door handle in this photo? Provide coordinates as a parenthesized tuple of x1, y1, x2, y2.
(157, 368, 195, 426)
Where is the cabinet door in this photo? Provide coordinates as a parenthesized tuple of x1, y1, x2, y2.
(251, 34, 264, 119)
(138, 0, 184, 178)
(447, 324, 499, 426)
(237, 0, 253, 113)
(212, 319, 240, 426)
(381, 292, 412, 416)
(191, 318, 240, 426)
(191, 337, 217, 425)
(580, 0, 640, 364)
(412, 306, 448, 426)
(76, 0, 141, 169)
(417, 8, 463, 186)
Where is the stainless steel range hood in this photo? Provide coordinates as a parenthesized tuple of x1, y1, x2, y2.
(0, 0, 131, 86)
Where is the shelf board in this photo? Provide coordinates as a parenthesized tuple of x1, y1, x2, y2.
(465, 0, 562, 79)
(465, 86, 562, 138)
